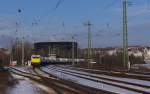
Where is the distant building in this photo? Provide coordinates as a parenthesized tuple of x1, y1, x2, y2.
(79, 47, 119, 57)
(34, 42, 78, 58)
(79, 46, 146, 61)
(128, 46, 144, 57)
(0, 48, 10, 55)
(0, 48, 10, 66)
(143, 47, 150, 63)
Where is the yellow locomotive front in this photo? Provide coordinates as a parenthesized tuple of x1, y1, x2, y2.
(31, 55, 41, 67)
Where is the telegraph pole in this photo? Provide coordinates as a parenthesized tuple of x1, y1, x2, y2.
(123, 0, 129, 69)
(84, 21, 92, 68)
(72, 36, 75, 65)
(18, 9, 24, 66)
(22, 36, 25, 66)
(10, 40, 13, 66)
(15, 22, 19, 64)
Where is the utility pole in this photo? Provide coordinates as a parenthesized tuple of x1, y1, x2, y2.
(10, 40, 13, 66)
(48, 46, 51, 57)
(84, 21, 92, 68)
(15, 22, 19, 64)
(22, 36, 25, 66)
(123, 0, 129, 69)
(72, 35, 75, 65)
(18, 9, 24, 66)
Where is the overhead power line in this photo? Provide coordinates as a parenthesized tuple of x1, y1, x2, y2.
(102, 0, 117, 10)
(37, 0, 64, 23)
(54, 0, 64, 10)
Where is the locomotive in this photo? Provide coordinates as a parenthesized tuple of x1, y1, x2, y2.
(31, 55, 41, 68)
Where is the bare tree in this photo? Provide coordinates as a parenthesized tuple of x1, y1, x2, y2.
(11, 41, 33, 65)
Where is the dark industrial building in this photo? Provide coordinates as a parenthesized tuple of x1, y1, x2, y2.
(34, 42, 78, 58)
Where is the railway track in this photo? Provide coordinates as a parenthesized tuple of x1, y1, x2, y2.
(38, 68, 112, 94)
(9, 67, 81, 94)
(41, 65, 150, 94)
(10, 67, 108, 94)
(63, 66, 150, 81)
(50, 66, 150, 88)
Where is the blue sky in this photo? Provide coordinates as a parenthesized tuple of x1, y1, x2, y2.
(0, 0, 150, 48)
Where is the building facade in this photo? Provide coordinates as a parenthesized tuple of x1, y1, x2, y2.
(34, 42, 78, 58)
